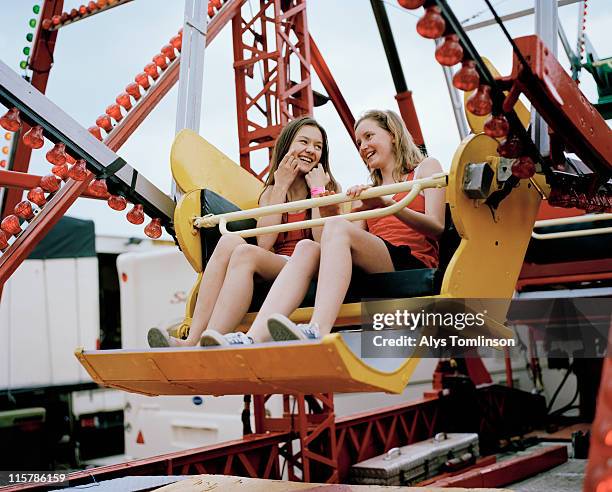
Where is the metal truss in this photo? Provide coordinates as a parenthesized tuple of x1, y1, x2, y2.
(232, 0, 313, 178)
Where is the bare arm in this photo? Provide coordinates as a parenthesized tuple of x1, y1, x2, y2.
(390, 158, 445, 239)
(256, 185, 289, 251)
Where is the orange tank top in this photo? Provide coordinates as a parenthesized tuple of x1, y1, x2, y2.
(273, 211, 311, 256)
(366, 171, 439, 268)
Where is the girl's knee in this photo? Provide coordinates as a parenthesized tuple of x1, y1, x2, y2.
(214, 234, 245, 256)
(228, 243, 259, 267)
(293, 239, 320, 260)
(322, 217, 352, 240)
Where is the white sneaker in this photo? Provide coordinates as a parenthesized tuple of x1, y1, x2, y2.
(267, 314, 320, 341)
(200, 330, 254, 347)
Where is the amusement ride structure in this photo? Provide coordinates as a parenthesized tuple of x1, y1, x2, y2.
(0, 0, 611, 490)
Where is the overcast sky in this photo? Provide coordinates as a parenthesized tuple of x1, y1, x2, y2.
(1, 0, 609, 238)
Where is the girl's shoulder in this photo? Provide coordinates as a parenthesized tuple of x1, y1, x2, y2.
(413, 157, 443, 179)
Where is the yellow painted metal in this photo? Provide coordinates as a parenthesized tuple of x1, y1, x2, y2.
(171, 129, 262, 207)
(76, 123, 537, 397)
(75, 334, 421, 396)
(464, 57, 530, 134)
(174, 190, 204, 272)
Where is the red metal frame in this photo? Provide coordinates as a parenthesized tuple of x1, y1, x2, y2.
(583, 323, 612, 492)
(309, 36, 356, 146)
(504, 35, 612, 177)
(1, 0, 64, 221)
(232, 0, 313, 178)
(428, 444, 568, 488)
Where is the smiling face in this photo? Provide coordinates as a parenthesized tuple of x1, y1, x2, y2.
(355, 118, 395, 173)
(288, 125, 324, 174)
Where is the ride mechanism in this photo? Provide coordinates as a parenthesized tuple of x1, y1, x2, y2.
(0, 0, 610, 489)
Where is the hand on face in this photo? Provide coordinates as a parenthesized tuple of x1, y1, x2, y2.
(305, 164, 330, 190)
(273, 151, 300, 189)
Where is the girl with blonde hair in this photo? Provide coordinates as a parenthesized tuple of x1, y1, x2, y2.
(262, 109, 446, 341)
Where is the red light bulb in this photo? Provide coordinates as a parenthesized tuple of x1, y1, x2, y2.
(96, 0, 108, 7)
(161, 44, 177, 61)
(88, 126, 102, 141)
(70, 8, 79, 19)
(0, 230, 8, 251)
(169, 35, 182, 51)
(0, 108, 22, 132)
(52, 14, 61, 25)
(27, 187, 47, 207)
(88, 179, 108, 197)
(452, 60, 480, 91)
(40, 174, 61, 193)
(116, 93, 132, 111)
(144, 218, 162, 238)
(211, 0, 222, 8)
(466, 84, 493, 116)
(14, 201, 34, 221)
(107, 194, 127, 211)
(126, 82, 142, 100)
(96, 114, 113, 132)
(60, 12, 70, 23)
(416, 6, 445, 39)
(46, 142, 67, 165)
(484, 114, 510, 138)
(208, 4, 215, 17)
(23, 125, 45, 149)
(106, 104, 123, 122)
(144, 63, 160, 81)
(79, 4, 88, 15)
(42, 18, 52, 30)
(126, 204, 145, 224)
(435, 34, 463, 66)
(135, 72, 151, 90)
(68, 159, 88, 181)
(52, 163, 69, 180)
(512, 156, 536, 179)
(497, 136, 522, 159)
(1, 215, 21, 236)
(398, 0, 425, 8)
(153, 54, 168, 70)
(87, 1, 98, 12)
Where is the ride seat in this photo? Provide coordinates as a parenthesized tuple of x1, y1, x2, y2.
(200, 189, 457, 313)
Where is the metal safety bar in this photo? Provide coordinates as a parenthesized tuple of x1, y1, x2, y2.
(531, 213, 612, 240)
(192, 173, 447, 238)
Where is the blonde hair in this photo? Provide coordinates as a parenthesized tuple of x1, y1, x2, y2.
(354, 109, 425, 186)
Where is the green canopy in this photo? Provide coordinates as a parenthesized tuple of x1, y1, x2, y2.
(28, 216, 96, 259)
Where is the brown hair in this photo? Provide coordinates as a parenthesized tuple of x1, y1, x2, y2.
(260, 116, 339, 201)
(354, 109, 425, 186)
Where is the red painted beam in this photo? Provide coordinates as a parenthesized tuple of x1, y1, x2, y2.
(583, 324, 612, 492)
(309, 36, 356, 146)
(1, 0, 64, 219)
(429, 444, 568, 488)
(509, 36, 612, 176)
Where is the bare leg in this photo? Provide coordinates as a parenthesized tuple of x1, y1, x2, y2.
(310, 217, 395, 335)
(248, 240, 321, 342)
(176, 235, 246, 346)
(205, 244, 289, 336)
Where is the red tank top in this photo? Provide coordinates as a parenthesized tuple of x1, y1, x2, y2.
(273, 211, 311, 256)
(365, 171, 439, 268)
